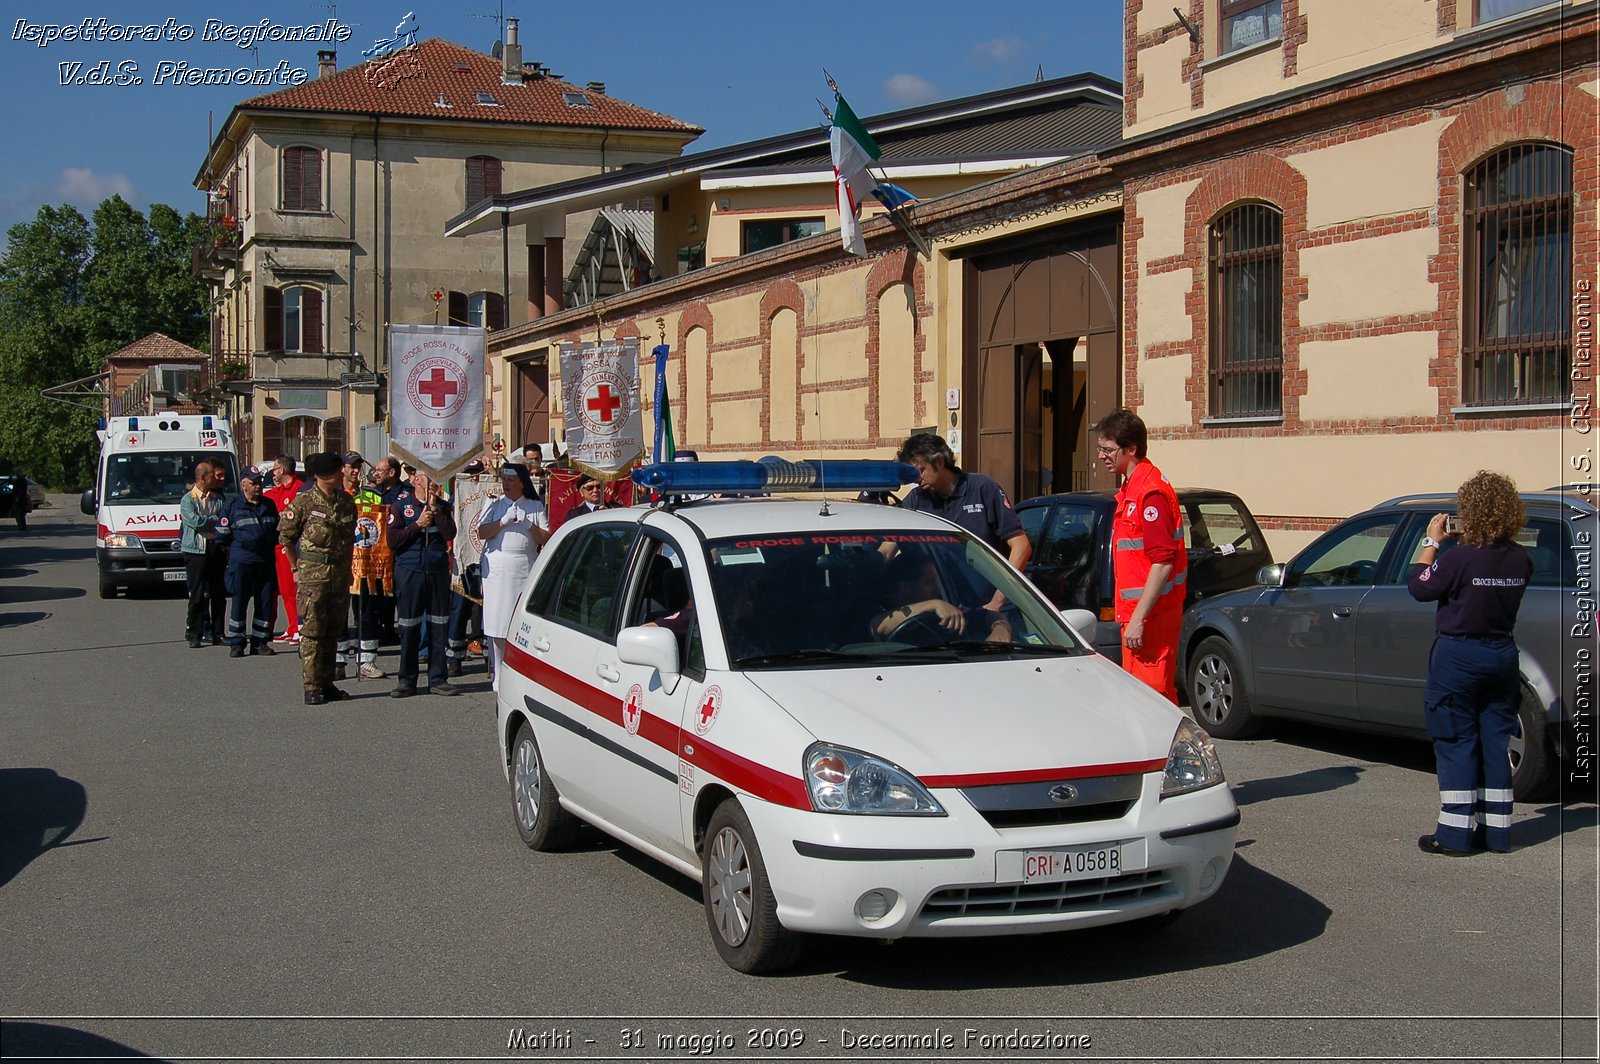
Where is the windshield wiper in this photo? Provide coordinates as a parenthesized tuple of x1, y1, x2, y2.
(734, 649, 873, 667)
(944, 640, 1077, 656)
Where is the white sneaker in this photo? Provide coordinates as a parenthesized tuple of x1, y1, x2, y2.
(358, 662, 386, 680)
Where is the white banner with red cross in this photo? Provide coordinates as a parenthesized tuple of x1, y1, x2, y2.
(558, 336, 644, 479)
(388, 323, 485, 479)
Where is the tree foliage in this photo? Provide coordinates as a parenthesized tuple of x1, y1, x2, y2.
(0, 196, 208, 487)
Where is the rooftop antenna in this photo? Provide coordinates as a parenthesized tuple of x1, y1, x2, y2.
(470, 0, 507, 53)
(1035, 64, 1045, 82)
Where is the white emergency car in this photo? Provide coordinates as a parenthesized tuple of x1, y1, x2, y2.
(81, 414, 239, 598)
(496, 460, 1238, 973)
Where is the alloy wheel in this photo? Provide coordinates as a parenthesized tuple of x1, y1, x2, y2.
(707, 826, 753, 947)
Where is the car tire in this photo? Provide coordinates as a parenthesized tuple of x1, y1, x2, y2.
(702, 798, 805, 974)
(1187, 636, 1260, 740)
(98, 575, 116, 600)
(1509, 682, 1551, 803)
(510, 721, 579, 851)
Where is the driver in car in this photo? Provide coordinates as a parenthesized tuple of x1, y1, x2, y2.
(871, 553, 1011, 642)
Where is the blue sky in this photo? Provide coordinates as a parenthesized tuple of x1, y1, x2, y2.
(0, 1, 1125, 237)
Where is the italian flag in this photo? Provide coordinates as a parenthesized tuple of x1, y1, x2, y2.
(830, 94, 881, 258)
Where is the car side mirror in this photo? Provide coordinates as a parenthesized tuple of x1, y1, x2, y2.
(1257, 563, 1287, 588)
(80, 488, 96, 516)
(1062, 608, 1099, 643)
(617, 625, 682, 694)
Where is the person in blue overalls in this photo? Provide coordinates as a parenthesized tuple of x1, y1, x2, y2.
(1407, 470, 1532, 856)
(387, 469, 460, 698)
(217, 467, 281, 657)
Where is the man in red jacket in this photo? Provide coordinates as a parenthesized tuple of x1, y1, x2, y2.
(264, 454, 306, 642)
(1095, 409, 1188, 703)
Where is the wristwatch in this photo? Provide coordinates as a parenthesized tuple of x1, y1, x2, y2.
(1421, 536, 1441, 550)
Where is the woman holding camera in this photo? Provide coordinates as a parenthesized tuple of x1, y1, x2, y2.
(1407, 470, 1532, 857)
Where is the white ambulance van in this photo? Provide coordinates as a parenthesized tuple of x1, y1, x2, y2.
(80, 414, 239, 598)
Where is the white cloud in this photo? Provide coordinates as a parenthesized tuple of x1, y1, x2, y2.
(883, 73, 939, 106)
(54, 168, 135, 206)
(970, 36, 1028, 66)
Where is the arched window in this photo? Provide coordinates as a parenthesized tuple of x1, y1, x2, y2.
(1462, 142, 1572, 406)
(1208, 203, 1283, 418)
(264, 285, 324, 353)
(282, 146, 323, 211)
(466, 155, 502, 207)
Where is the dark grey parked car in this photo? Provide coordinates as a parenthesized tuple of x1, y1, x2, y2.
(1017, 488, 1272, 660)
(1179, 491, 1595, 800)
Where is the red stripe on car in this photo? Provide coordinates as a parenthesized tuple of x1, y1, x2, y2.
(501, 642, 809, 809)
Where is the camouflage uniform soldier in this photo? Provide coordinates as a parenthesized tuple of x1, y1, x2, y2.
(279, 451, 358, 705)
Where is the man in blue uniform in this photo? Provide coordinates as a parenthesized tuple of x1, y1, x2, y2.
(217, 468, 280, 657)
(388, 469, 460, 697)
(895, 433, 1031, 614)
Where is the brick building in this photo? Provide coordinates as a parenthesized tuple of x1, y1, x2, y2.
(475, 0, 1595, 555)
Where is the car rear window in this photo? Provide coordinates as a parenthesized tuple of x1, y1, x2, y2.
(1186, 500, 1264, 555)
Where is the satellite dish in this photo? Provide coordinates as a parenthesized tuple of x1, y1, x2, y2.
(491, 40, 503, 59)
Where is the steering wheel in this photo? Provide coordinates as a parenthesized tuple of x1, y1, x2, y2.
(886, 611, 947, 646)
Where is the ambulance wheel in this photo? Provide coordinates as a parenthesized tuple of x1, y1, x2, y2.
(703, 798, 804, 974)
(1509, 683, 1550, 803)
(1187, 636, 1259, 739)
(98, 575, 116, 599)
(510, 722, 579, 851)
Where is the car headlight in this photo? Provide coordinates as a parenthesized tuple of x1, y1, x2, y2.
(104, 533, 136, 548)
(1161, 718, 1226, 797)
(804, 743, 944, 816)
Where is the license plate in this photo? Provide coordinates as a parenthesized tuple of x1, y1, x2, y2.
(997, 839, 1147, 884)
(162, 570, 186, 582)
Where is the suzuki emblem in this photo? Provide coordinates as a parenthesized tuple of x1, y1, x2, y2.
(1047, 784, 1079, 804)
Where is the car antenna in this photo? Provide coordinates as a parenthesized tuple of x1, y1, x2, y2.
(812, 273, 832, 517)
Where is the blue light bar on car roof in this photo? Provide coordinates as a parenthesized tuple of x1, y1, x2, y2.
(632, 457, 918, 494)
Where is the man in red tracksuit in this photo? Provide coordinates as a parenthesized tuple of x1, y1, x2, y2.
(265, 454, 308, 642)
(1094, 409, 1188, 703)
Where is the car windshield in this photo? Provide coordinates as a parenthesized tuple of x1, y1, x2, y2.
(704, 528, 1084, 668)
(103, 452, 239, 505)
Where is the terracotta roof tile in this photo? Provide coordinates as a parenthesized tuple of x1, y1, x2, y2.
(103, 333, 207, 363)
(238, 38, 701, 134)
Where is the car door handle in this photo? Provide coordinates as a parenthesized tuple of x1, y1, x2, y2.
(533, 636, 551, 652)
(596, 663, 621, 683)
(1332, 606, 1353, 618)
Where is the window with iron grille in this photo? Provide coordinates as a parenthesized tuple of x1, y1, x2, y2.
(466, 155, 502, 208)
(1221, 0, 1283, 53)
(281, 146, 322, 212)
(1462, 143, 1571, 407)
(1208, 203, 1283, 418)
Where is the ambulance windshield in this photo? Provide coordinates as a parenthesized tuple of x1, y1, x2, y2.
(104, 451, 240, 505)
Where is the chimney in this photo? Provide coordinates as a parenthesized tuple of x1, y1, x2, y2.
(502, 17, 522, 84)
(585, 81, 606, 95)
(317, 50, 336, 78)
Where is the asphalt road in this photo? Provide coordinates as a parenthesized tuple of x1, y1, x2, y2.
(1, 496, 1595, 1062)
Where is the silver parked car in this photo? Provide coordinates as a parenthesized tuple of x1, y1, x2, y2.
(1179, 491, 1595, 800)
